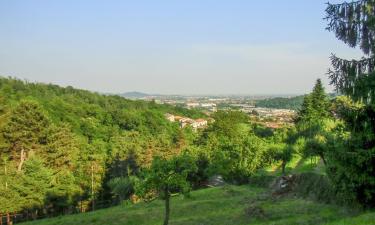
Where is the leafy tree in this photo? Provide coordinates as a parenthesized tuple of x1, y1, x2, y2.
(210, 134, 266, 183)
(137, 154, 197, 225)
(267, 128, 295, 175)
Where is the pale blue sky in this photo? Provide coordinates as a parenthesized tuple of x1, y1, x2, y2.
(0, 0, 363, 95)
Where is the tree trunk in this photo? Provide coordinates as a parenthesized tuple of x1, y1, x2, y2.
(17, 148, 26, 172)
(281, 161, 286, 176)
(163, 189, 170, 225)
(320, 153, 327, 166)
(91, 164, 95, 211)
(6, 213, 11, 225)
(0, 213, 2, 225)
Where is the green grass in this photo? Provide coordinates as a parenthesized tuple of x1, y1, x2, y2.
(22, 185, 375, 225)
(260, 154, 326, 176)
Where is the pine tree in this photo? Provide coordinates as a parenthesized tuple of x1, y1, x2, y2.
(326, 0, 375, 103)
(325, 0, 375, 206)
(297, 79, 330, 121)
(310, 79, 331, 118)
(298, 95, 314, 121)
(2, 100, 50, 171)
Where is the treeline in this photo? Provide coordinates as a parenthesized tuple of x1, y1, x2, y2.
(0, 75, 374, 225)
(0, 77, 205, 223)
(0, 77, 284, 224)
(255, 95, 305, 110)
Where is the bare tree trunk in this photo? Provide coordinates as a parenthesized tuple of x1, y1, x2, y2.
(91, 164, 95, 211)
(6, 213, 11, 225)
(320, 153, 327, 166)
(163, 189, 170, 225)
(17, 148, 26, 172)
(0, 213, 2, 225)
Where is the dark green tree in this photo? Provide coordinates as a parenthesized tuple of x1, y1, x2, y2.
(325, 0, 375, 206)
(297, 79, 331, 122)
(2, 100, 50, 172)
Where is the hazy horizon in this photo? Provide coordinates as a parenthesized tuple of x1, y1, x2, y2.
(0, 0, 363, 95)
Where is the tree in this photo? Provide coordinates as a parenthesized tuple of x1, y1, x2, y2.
(325, 0, 375, 206)
(268, 128, 295, 175)
(2, 100, 50, 171)
(137, 154, 197, 225)
(20, 156, 52, 218)
(297, 79, 331, 122)
(210, 134, 266, 183)
(0, 159, 23, 225)
(310, 79, 331, 119)
(326, 0, 375, 104)
(295, 80, 332, 165)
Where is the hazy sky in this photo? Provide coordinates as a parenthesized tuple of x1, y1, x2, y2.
(0, 0, 364, 95)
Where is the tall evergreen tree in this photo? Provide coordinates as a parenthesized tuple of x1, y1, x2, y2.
(2, 100, 50, 171)
(298, 79, 331, 121)
(325, 0, 375, 206)
(326, 0, 375, 103)
(310, 79, 331, 118)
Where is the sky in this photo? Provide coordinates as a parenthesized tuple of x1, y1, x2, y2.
(0, 0, 364, 95)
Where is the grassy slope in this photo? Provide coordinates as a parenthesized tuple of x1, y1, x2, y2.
(22, 185, 375, 225)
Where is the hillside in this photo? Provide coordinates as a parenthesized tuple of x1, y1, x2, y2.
(22, 184, 375, 225)
(255, 95, 305, 110)
(120, 91, 151, 99)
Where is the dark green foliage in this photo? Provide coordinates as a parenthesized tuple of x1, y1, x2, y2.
(326, 0, 375, 104)
(293, 79, 333, 165)
(292, 173, 337, 204)
(325, 0, 375, 207)
(255, 95, 305, 110)
(108, 176, 139, 203)
(2, 100, 50, 171)
(297, 79, 331, 122)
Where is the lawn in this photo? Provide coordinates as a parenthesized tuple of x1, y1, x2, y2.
(21, 185, 375, 225)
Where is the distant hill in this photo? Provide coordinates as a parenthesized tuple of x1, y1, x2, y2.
(255, 95, 305, 110)
(120, 91, 151, 98)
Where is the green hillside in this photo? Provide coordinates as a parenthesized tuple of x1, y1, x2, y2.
(255, 95, 305, 110)
(22, 185, 374, 225)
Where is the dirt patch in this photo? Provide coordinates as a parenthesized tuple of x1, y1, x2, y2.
(244, 203, 267, 220)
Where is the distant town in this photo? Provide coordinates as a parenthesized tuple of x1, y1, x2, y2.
(121, 92, 299, 129)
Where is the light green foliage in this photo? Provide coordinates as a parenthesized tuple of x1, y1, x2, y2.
(137, 154, 198, 225)
(138, 154, 197, 199)
(210, 134, 266, 182)
(0, 77, 194, 221)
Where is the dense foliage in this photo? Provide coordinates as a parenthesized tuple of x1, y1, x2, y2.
(255, 95, 305, 110)
(0, 77, 273, 223)
(0, 77, 203, 222)
(325, 0, 375, 207)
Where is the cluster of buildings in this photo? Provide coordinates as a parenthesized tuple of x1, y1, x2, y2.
(165, 114, 208, 129)
(185, 102, 217, 112)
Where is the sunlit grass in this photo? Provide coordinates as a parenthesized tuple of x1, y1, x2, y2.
(22, 185, 374, 225)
